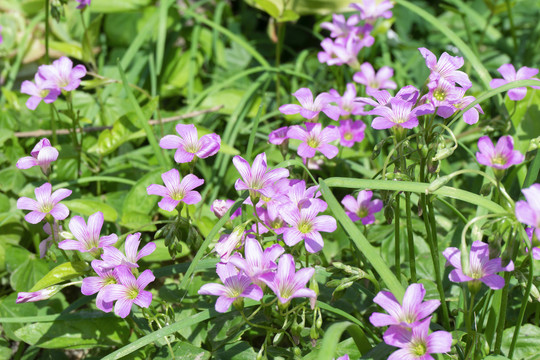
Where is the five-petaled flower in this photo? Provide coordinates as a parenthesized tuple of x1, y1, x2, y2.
(81, 260, 119, 312)
(147, 169, 204, 211)
(38, 56, 87, 91)
(20, 73, 61, 110)
(279, 88, 341, 121)
(233, 153, 289, 199)
(353, 62, 397, 90)
(341, 190, 382, 225)
(287, 122, 340, 160)
(490, 63, 540, 101)
(475, 135, 524, 171)
(159, 124, 221, 163)
(17, 183, 71, 224)
(102, 232, 156, 268)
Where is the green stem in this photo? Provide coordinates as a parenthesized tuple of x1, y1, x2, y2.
(404, 192, 416, 283)
(465, 290, 476, 334)
(504, 0, 518, 53)
(394, 194, 401, 281)
(45, 0, 50, 63)
(275, 21, 285, 106)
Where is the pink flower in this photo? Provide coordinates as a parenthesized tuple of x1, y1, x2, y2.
(16, 286, 61, 304)
(101, 266, 154, 318)
(281, 201, 337, 253)
(423, 78, 462, 119)
(384, 317, 452, 360)
(452, 87, 484, 125)
(318, 33, 371, 68)
(516, 184, 540, 242)
(475, 135, 524, 170)
(370, 98, 433, 130)
(489, 63, 540, 101)
(287, 122, 340, 159)
(147, 169, 204, 211)
(211, 199, 241, 220)
(75, 0, 91, 9)
(229, 237, 284, 285)
(525, 228, 540, 261)
(328, 83, 366, 116)
(17, 183, 71, 224)
(159, 124, 221, 163)
(353, 63, 397, 90)
(101, 232, 156, 269)
(442, 241, 514, 290)
(260, 254, 316, 305)
(338, 119, 366, 147)
(233, 153, 289, 199)
(279, 88, 341, 121)
(350, 0, 394, 22)
(58, 211, 118, 256)
(268, 126, 289, 145)
(214, 227, 246, 263)
(360, 85, 419, 110)
(418, 48, 472, 89)
(81, 260, 119, 312)
(16, 138, 59, 174)
(369, 283, 440, 330)
(38, 56, 86, 91)
(198, 262, 263, 313)
(286, 180, 322, 209)
(320, 14, 360, 38)
(341, 190, 382, 225)
(20, 73, 61, 110)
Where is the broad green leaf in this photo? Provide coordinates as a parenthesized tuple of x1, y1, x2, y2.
(120, 211, 156, 232)
(49, 41, 83, 60)
(10, 258, 50, 292)
(5, 245, 32, 273)
(0, 293, 40, 341)
(200, 89, 264, 118)
(316, 322, 372, 360)
(62, 199, 118, 222)
(29, 262, 89, 292)
(213, 341, 257, 360)
(0, 339, 12, 360)
(89, 0, 153, 13)
(0, 168, 25, 192)
(143, 239, 189, 262)
(501, 324, 540, 360)
(122, 168, 162, 218)
(249, 0, 283, 18)
(154, 341, 210, 360)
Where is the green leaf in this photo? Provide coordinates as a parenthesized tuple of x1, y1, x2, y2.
(29, 262, 89, 292)
(88, 0, 152, 13)
(213, 341, 257, 360)
(154, 341, 210, 360)
(250, 0, 283, 18)
(316, 322, 372, 360)
(0, 168, 26, 193)
(10, 258, 50, 292)
(62, 199, 118, 222)
(501, 324, 540, 360)
(121, 168, 163, 225)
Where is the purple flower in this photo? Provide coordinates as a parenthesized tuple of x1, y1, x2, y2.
(287, 122, 340, 159)
(101, 266, 154, 318)
(350, 0, 393, 22)
(516, 184, 540, 242)
(20, 73, 61, 110)
(328, 83, 366, 116)
(17, 183, 71, 224)
(338, 120, 366, 148)
(102, 232, 156, 268)
(16, 286, 61, 304)
(318, 34, 369, 68)
(159, 124, 221, 163)
(260, 254, 316, 305)
(229, 237, 284, 285)
(16, 138, 59, 174)
(214, 227, 246, 263)
(320, 14, 360, 38)
(489, 63, 540, 101)
(281, 201, 337, 253)
(359, 85, 419, 110)
(370, 98, 433, 130)
(81, 260, 119, 312)
(369, 283, 440, 330)
(341, 190, 383, 225)
(423, 78, 462, 119)
(233, 153, 289, 199)
(268, 126, 289, 145)
(442, 241, 514, 290)
(384, 317, 452, 360)
(0, 25, 2, 44)
(75, 0, 91, 9)
(211, 199, 241, 220)
(475, 135, 524, 170)
(147, 169, 204, 211)
(524, 228, 540, 261)
(452, 88, 484, 125)
(353, 63, 397, 90)
(58, 212, 118, 256)
(198, 262, 263, 313)
(38, 56, 86, 91)
(279, 88, 341, 121)
(418, 48, 472, 89)
(40, 222, 62, 258)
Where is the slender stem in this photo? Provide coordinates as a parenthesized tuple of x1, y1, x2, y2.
(394, 194, 401, 281)
(240, 309, 278, 333)
(404, 192, 416, 283)
(465, 290, 476, 334)
(275, 21, 285, 106)
(504, 0, 518, 53)
(44, 0, 50, 63)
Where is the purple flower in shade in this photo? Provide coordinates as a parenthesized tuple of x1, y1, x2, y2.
(353, 63, 397, 90)
(350, 0, 393, 22)
(40, 222, 62, 258)
(17, 183, 71, 224)
(279, 88, 341, 121)
(268, 126, 289, 145)
(384, 317, 452, 360)
(101, 266, 154, 318)
(16, 286, 61, 304)
(229, 237, 284, 286)
(357, 86, 420, 113)
(81, 260, 119, 312)
(58, 212, 117, 256)
(101, 232, 156, 269)
(287, 123, 340, 160)
(281, 201, 337, 253)
(475, 135, 524, 170)
(328, 83, 366, 117)
(369, 283, 440, 330)
(418, 48, 472, 89)
(336, 356, 349, 360)
(318, 34, 369, 68)
(214, 226, 246, 263)
(260, 254, 316, 305)
(16, 138, 59, 174)
(320, 14, 360, 39)
(338, 119, 366, 148)
(198, 262, 263, 313)
(211, 199, 241, 220)
(159, 124, 221, 163)
(233, 153, 289, 199)
(341, 190, 383, 225)
(516, 184, 540, 242)
(20, 73, 61, 110)
(146, 169, 204, 212)
(75, 0, 91, 9)
(370, 98, 433, 130)
(38, 56, 86, 91)
(525, 228, 540, 261)
(452, 87, 484, 125)
(489, 64, 540, 101)
(442, 241, 514, 290)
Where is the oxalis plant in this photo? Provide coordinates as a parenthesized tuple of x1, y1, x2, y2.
(1, 0, 540, 359)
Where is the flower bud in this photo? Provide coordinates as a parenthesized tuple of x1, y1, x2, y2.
(16, 285, 61, 303)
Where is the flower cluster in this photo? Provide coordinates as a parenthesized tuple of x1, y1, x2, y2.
(370, 283, 452, 359)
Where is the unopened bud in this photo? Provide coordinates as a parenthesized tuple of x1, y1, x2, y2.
(16, 285, 61, 303)
(426, 176, 449, 193)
